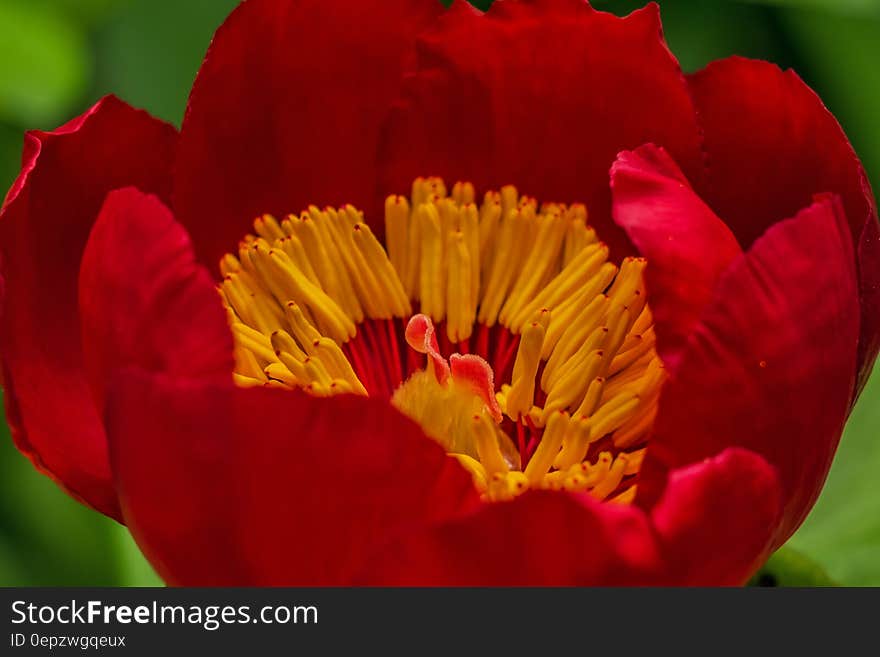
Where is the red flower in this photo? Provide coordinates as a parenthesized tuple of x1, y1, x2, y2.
(1, 0, 877, 586)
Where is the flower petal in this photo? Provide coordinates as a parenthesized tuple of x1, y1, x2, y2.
(611, 144, 742, 370)
(638, 195, 859, 545)
(688, 56, 879, 396)
(650, 448, 782, 586)
(106, 373, 479, 585)
(173, 0, 442, 268)
(356, 489, 664, 585)
(78, 187, 233, 418)
(379, 0, 703, 258)
(0, 96, 176, 519)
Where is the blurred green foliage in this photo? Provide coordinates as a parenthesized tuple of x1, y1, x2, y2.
(0, 0, 878, 586)
(748, 546, 837, 586)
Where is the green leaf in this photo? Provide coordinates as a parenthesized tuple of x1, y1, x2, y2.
(739, 0, 880, 18)
(788, 369, 880, 585)
(0, 121, 23, 202)
(748, 546, 837, 586)
(0, 0, 90, 126)
(114, 524, 163, 587)
(93, 0, 241, 125)
(24, 0, 128, 28)
(0, 392, 125, 585)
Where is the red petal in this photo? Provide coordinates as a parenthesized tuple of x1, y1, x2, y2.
(174, 0, 441, 268)
(688, 56, 879, 396)
(106, 373, 479, 585)
(611, 144, 742, 370)
(638, 195, 859, 545)
(650, 448, 782, 585)
(78, 188, 233, 418)
(0, 96, 176, 519)
(357, 490, 663, 585)
(379, 0, 703, 258)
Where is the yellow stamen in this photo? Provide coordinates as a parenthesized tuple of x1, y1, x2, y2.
(417, 202, 445, 323)
(505, 317, 546, 420)
(523, 411, 568, 485)
(221, 177, 666, 505)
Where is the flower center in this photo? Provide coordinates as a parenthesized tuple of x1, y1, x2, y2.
(219, 177, 663, 503)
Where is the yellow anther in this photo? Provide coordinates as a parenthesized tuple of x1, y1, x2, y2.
(509, 242, 609, 332)
(270, 329, 307, 361)
(493, 471, 529, 500)
(597, 305, 631, 379)
(613, 398, 659, 449)
(384, 195, 410, 286)
(254, 214, 285, 242)
(553, 415, 592, 471)
(417, 203, 445, 323)
(506, 320, 545, 420)
(542, 349, 606, 418)
(306, 381, 332, 397)
(233, 373, 263, 388)
(277, 233, 321, 289)
(590, 394, 642, 440)
(609, 329, 655, 377)
(460, 203, 480, 309)
(220, 253, 242, 276)
(231, 322, 278, 365)
(309, 208, 366, 322)
(590, 454, 629, 500)
(353, 222, 411, 318)
(610, 484, 637, 505)
(563, 206, 592, 265)
(542, 284, 612, 360)
(500, 184, 518, 216)
(233, 344, 266, 380)
(452, 454, 488, 493)
(341, 204, 364, 227)
(608, 257, 647, 310)
(250, 244, 354, 342)
(526, 405, 546, 429)
(411, 176, 447, 206)
(276, 349, 308, 382)
(304, 356, 333, 387)
(478, 205, 533, 326)
(446, 232, 475, 343)
(623, 449, 646, 475)
(544, 349, 605, 418)
(473, 413, 509, 478)
(264, 362, 299, 387)
(284, 302, 322, 352)
(574, 376, 605, 419)
(543, 322, 608, 392)
(327, 379, 355, 395)
(523, 411, 568, 485)
(289, 213, 342, 304)
(452, 181, 476, 205)
(630, 305, 654, 336)
(478, 195, 502, 274)
(312, 337, 368, 395)
(499, 210, 568, 325)
(222, 273, 282, 333)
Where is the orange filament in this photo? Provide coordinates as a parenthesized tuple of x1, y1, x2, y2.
(219, 177, 664, 503)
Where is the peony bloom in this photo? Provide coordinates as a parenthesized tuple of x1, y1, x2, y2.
(1, 0, 878, 585)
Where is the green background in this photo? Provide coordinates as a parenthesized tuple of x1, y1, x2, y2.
(0, 0, 877, 586)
